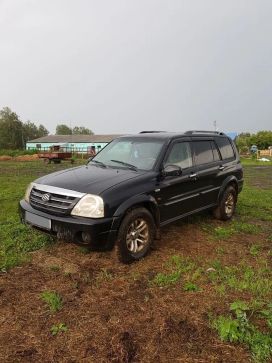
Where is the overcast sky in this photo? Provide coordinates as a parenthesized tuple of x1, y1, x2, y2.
(0, 0, 271, 134)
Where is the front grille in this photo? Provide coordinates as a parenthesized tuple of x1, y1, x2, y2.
(30, 186, 80, 215)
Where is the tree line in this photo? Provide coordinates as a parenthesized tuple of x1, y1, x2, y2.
(236, 131, 272, 152)
(0, 107, 94, 149)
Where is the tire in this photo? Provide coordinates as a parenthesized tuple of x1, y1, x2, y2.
(213, 185, 237, 221)
(117, 207, 155, 264)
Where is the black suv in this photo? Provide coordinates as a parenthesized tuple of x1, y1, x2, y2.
(20, 131, 243, 263)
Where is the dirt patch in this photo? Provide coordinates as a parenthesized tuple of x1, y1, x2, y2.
(14, 154, 39, 161)
(0, 228, 255, 363)
(0, 154, 39, 162)
(0, 155, 12, 161)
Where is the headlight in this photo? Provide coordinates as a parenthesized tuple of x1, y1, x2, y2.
(71, 194, 104, 218)
(24, 183, 34, 203)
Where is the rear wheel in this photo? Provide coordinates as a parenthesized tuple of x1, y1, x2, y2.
(117, 207, 155, 264)
(213, 185, 237, 221)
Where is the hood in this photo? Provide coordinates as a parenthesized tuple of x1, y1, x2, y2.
(35, 164, 146, 195)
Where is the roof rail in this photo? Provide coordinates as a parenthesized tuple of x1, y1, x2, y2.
(184, 130, 226, 136)
(139, 131, 165, 134)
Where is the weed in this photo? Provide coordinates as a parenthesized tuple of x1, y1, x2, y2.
(250, 244, 261, 257)
(213, 226, 234, 239)
(211, 259, 222, 270)
(152, 270, 181, 287)
(95, 268, 113, 285)
(214, 284, 226, 296)
(259, 303, 272, 330)
(50, 265, 60, 272)
(215, 247, 225, 255)
(50, 323, 68, 336)
(183, 282, 200, 292)
(41, 291, 62, 312)
(213, 301, 272, 362)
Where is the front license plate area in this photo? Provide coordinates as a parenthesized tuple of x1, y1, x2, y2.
(25, 211, 51, 230)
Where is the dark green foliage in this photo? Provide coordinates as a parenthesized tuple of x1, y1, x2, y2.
(0, 107, 48, 149)
(213, 301, 272, 362)
(55, 124, 72, 135)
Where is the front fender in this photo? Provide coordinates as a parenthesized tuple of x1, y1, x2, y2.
(111, 194, 160, 230)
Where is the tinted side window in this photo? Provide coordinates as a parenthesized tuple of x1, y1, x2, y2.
(216, 137, 235, 160)
(193, 141, 214, 165)
(211, 141, 221, 161)
(165, 142, 192, 169)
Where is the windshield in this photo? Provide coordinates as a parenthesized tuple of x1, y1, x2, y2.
(90, 138, 164, 171)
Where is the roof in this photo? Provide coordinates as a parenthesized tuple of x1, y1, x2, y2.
(27, 134, 124, 143)
(119, 130, 228, 141)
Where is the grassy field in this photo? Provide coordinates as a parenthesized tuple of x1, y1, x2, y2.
(0, 159, 271, 362)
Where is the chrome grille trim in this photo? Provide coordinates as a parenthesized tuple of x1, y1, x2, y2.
(31, 183, 85, 198)
(30, 196, 71, 209)
(31, 190, 73, 204)
(29, 183, 84, 215)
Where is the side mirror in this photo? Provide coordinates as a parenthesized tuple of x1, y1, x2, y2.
(162, 164, 182, 177)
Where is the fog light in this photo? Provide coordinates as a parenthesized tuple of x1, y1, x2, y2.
(82, 231, 92, 244)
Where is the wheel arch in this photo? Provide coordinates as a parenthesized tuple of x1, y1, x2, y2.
(111, 195, 160, 232)
(217, 176, 238, 203)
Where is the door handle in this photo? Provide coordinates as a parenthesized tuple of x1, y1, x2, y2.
(189, 173, 197, 178)
(219, 165, 225, 171)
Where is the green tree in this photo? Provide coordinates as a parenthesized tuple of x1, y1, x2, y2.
(236, 131, 272, 151)
(72, 126, 94, 135)
(38, 124, 49, 137)
(55, 124, 72, 135)
(23, 121, 49, 142)
(250, 131, 272, 149)
(0, 107, 24, 149)
(236, 133, 251, 153)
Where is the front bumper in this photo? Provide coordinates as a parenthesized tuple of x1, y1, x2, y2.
(19, 200, 118, 246)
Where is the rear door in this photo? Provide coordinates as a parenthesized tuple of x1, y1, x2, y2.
(191, 138, 222, 207)
(215, 136, 242, 186)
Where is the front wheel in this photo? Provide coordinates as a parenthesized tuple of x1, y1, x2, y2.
(213, 185, 237, 221)
(117, 207, 155, 264)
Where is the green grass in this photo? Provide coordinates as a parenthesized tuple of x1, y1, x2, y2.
(41, 291, 63, 312)
(151, 255, 196, 287)
(212, 301, 272, 363)
(0, 149, 38, 157)
(207, 261, 272, 297)
(241, 157, 272, 166)
(0, 161, 75, 270)
(183, 282, 200, 292)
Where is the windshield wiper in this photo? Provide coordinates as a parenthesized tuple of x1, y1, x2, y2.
(110, 159, 138, 171)
(89, 159, 107, 168)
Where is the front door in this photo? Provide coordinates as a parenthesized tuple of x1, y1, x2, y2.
(158, 140, 201, 224)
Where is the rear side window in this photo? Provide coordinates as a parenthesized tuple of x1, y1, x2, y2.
(211, 141, 221, 161)
(216, 137, 235, 160)
(193, 141, 214, 165)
